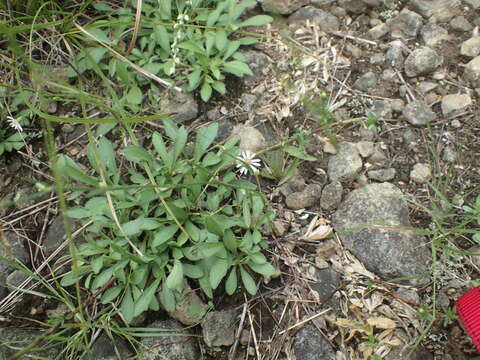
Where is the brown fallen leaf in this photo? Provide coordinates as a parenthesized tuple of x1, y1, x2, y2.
(367, 317, 396, 329)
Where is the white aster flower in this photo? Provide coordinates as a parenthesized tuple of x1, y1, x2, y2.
(236, 150, 261, 176)
(6, 116, 23, 132)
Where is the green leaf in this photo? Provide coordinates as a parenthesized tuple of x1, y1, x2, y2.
(153, 25, 171, 53)
(87, 28, 113, 45)
(239, 15, 273, 28)
(249, 262, 277, 276)
(98, 137, 117, 173)
(59, 155, 98, 185)
(91, 257, 103, 274)
(225, 267, 237, 295)
(188, 69, 202, 91)
(166, 261, 183, 289)
(200, 82, 212, 102)
(67, 207, 91, 219)
(210, 257, 229, 289)
(215, 30, 228, 51)
(185, 221, 200, 242)
(243, 200, 251, 228)
(284, 146, 317, 161)
(134, 279, 160, 317)
(92, 266, 115, 289)
(206, 216, 224, 236)
(152, 132, 170, 167)
(93, 2, 113, 11)
(172, 125, 187, 166)
(212, 81, 226, 95)
(178, 40, 205, 55)
(183, 264, 204, 279)
(223, 40, 241, 60)
(223, 60, 253, 77)
(101, 285, 123, 304)
(123, 145, 154, 164)
(120, 288, 135, 324)
(194, 123, 218, 162)
(183, 243, 224, 261)
(161, 285, 176, 311)
(153, 224, 179, 247)
(122, 218, 144, 237)
(126, 85, 143, 105)
(240, 266, 257, 295)
(223, 229, 237, 252)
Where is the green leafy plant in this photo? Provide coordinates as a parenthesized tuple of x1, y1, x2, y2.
(59, 120, 276, 323)
(71, 0, 272, 102)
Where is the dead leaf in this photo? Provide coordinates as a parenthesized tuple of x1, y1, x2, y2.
(367, 317, 396, 329)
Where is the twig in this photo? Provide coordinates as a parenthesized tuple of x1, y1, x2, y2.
(229, 302, 248, 360)
(278, 308, 331, 335)
(126, 0, 143, 56)
(247, 299, 261, 360)
(329, 31, 377, 46)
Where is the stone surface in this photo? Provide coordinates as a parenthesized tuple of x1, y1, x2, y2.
(139, 320, 199, 360)
(410, 163, 432, 183)
(332, 183, 431, 285)
(0, 232, 29, 299)
(0, 328, 60, 358)
(367, 168, 396, 182)
(293, 323, 335, 360)
(368, 23, 389, 39)
(356, 141, 375, 158)
(464, 55, 480, 87)
(441, 94, 472, 117)
(261, 0, 309, 14)
(311, 267, 342, 306)
(242, 50, 269, 85)
(410, 0, 460, 18)
(43, 215, 67, 257)
(386, 43, 405, 68)
(279, 174, 306, 197)
(371, 100, 392, 119)
(288, 8, 340, 31)
(158, 91, 198, 123)
(404, 48, 442, 77)
(6, 270, 29, 290)
(86, 334, 132, 360)
(464, 0, 480, 8)
(387, 9, 423, 39)
(353, 71, 377, 92)
(327, 142, 363, 182)
(158, 283, 208, 325)
(449, 16, 472, 32)
(442, 146, 456, 163)
(460, 37, 480, 57)
(320, 181, 343, 210)
(402, 100, 437, 126)
(231, 124, 266, 153)
(337, 0, 367, 14)
(201, 310, 237, 347)
(420, 23, 451, 47)
(285, 184, 323, 210)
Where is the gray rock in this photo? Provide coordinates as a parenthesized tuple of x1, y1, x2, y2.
(404, 48, 442, 77)
(402, 100, 437, 126)
(449, 16, 473, 32)
(6, 270, 29, 290)
(285, 184, 323, 210)
(430, 7, 461, 23)
(279, 174, 306, 197)
(0, 328, 60, 358)
(139, 320, 199, 360)
(345, 43, 363, 58)
(442, 146, 456, 163)
(202, 310, 237, 347)
(332, 183, 431, 285)
(410, 163, 432, 183)
(391, 98, 405, 113)
(86, 334, 132, 360)
(368, 23, 389, 39)
(464, 55, 480, 87)
(261, 0, 309, 14)
(464, 0, 480, 8)
(371, 100, 392, 119)
(410, 0, 460, 18)
(420, 23, 451, 47)
(311, 267, 342, 306)
(327, 142, 363, 182)
(441, 94, 472, 117)
(460, 37, 480, 57)
(293, 323, 335, 360)
(417, 81, 438, 93)
(353, 72, 377, 92)
(288, 8, 340, 31)
(158, 91, 198, 123)
(337, 0, 367, 14)
(231, 124, 266, 153)
(0, 232, 28, 299)
(367, 168, 396, 182)
(370, 53, 385, 65)
(43, 215, 67, 257)
(385, 43, 405, 68)
(386, 346, 433, 360)
(320, 181, 343, 210)
(368, 145, 388, 165)
(242, 50, 269, 85)
(387, 9, 423, 39)
(356, 141, 375, 158)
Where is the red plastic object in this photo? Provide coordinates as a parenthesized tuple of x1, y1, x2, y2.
(456, 286, 480, 352)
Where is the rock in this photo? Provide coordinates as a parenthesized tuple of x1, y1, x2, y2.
(158, 91, 198, 123)
(387, 9, 423, 39)
(442, 146, 456, 163)
(404, 48, 442, 77)
(464, 55, 480, 87)
(43, 216, 68, 257)
(356, 141, 375, 158)
(402, 100, 437, 126)
(420, 23, 451, 47)
(261, 0, 309, 14)
(242, 50, 269, 85)
(279, 174, 306, 197)
(368, 23, 389, 39)
(0, 328, 60, 358)
(337, 0, 367, 14)
(410, 0, 460, 18)
(139, 320, 199, 360)
(367, 168, 396, 182)
(285, 184, 323, 210)
(158, 283, 208, 325)
(430, 7, 461, 23)
(273, 220, 287, 236)
(0, 232, 29, 299)
(293, 323, 335, 360)
(449, 16, 472, 32)
(231, 124, 266, 153)
(391, 98, 405, 112)
(460, 37, 480, 57)
(332, 183, 431, 285)
(353, 72, 377, 92)
(441, 94, 472, 117)
(371, 100, 392, 119)
(370, 53, 385, 65)
(368, 145, 388, 165)
(418, 81, 438, 94)
(386, 43, 405, 68)
(320, 181, 343, 210)
(288, 8, 340, 31)
(465, 0, 480, 8)
(410, 163, 432, 183)
(86, 334, 132, 360)
(6, 270, 29, 290)
(345, 43, 363, 58)
(327, 142, 363, 182)
(386, 346, 433, 360)
(311, 267, 342, 306)
(202, 310, 237, 347)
